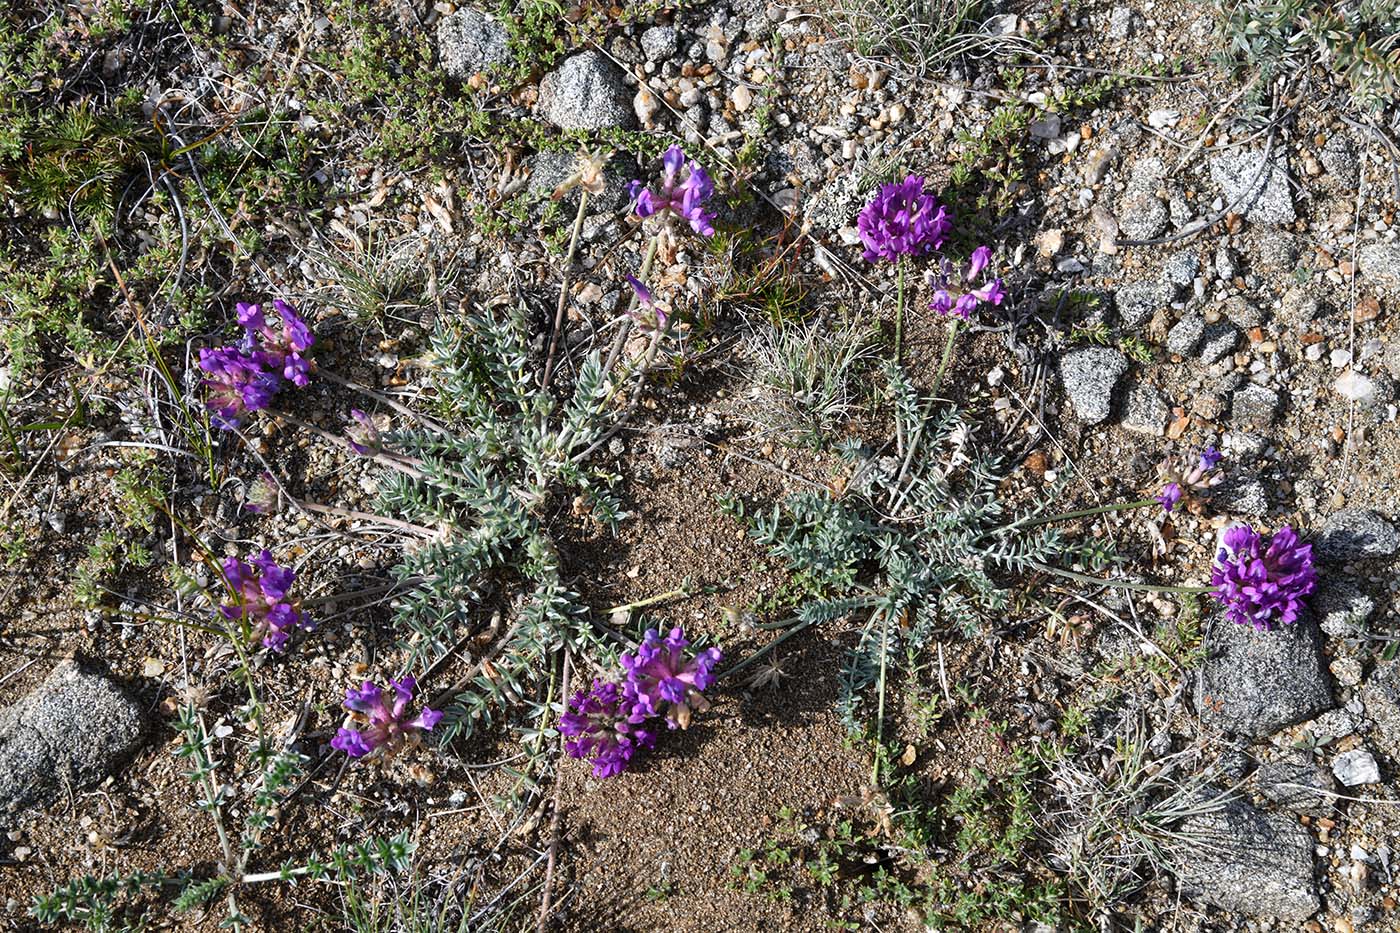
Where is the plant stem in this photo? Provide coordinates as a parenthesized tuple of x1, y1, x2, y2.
(598, 235, 661, 384)
(928, 317, 959, 402)
(1031, 562, 1215, 595)
(605, 586, 690, 617)
(272, 411, 426, 479)
(296, 500, 437, 536)
(893, 258, 906, 365)
(872, 609, 890, 787)
(997, 499, 1158, 534)
(542, 189, 590, 391)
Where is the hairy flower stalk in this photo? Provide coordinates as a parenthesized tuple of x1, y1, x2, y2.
(1210, 524, 1317, 631)
(218, 550, 313, 651)
(859, 175, 950, 368)
(331, 676, 443, 759)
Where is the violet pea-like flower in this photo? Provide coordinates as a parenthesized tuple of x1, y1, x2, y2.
(629, 145, 717, 237)
(218, 550, 312, 651)
(1209, 524, 1317, 632)
(559, 680, 656, 778)
(929, 244, 1003, 320)
(346, 409, 381, 456)
(331, 676, 443, 760)
(198, 347, 283, 430)
(621, 627, 722, 730)
(1156, 482, 1183, 513)
(624, 275, 669, 332)
(857, 174, 950, 264)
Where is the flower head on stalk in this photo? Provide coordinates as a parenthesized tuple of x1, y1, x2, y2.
(239, 299, 315, 387)
(346, 409, 382, 456)
(331, 676, 443, 759)
(1156, 446, 1225, 515)
(857, 175, 950, 264)
(628, 145, 717, 237)
(201, 299, 316, 430)
(1210, 524, 1317, 631)
(624, 275, 669, 332)
(621, 627, 722, 730)
(928, 245, 1004, 321)
(217, 550, 312, 651)
(559, 680, 657, 778)
(243, 471, 281, 514)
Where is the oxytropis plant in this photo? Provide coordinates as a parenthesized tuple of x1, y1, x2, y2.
(855, 174, 1004, 377)
(561, 626, 721, 778)
(198, 299, 315, 429)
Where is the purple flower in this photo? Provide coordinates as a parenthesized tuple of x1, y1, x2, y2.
(629, 145, 716, 236)
(218, 550, 312, 651)
(1156, 482, 1183, 512)
(237, 298, 314, 386)
(559, 680, 656, 778)
(621, 627, 721, 730)
(970, 278, 1005, 306)
(201, 298, 316, 429)
(331, 675, 443, 760)
(624, 275, 668, 332)
(1210, 525, 1317, 632)
(967, 245, 992, 280)
(1154, 447, 1226, 515)
(347, 409, 381, 456)
(857, 175, 950, 264)
(929, 245, 1002, 319)
(198, 347, 283, 429)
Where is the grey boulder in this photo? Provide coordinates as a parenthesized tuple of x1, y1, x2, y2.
(1256, 753, 1335, 816)
(0, 660, 146, 814)
(1315, 509, 1400, 562)
(437, 7, 509, 79)
(538, 51, 635, 131)
(1174, 792, 1319, 920)
(1197, 612, 1332, 739)
(1058, 347, 1128, 424)
(1209, 148, 1296, 225)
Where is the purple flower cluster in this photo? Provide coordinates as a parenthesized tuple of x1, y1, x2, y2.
(559, 680, 656, 778)
(857, 175, 950, 264)
(198, 299, 315, 429)
(346, 409, 381, 456)
(1210, 524, 1317, 631)
(928, 245, 1005, 320)
(1157, 446, 1225, 513)
(218, 550, 312, 651)
(331, 676, 443, 759)
(624, 275, 669, 332)
(560, 627, 721, 778)
(629, 145, 716, 237)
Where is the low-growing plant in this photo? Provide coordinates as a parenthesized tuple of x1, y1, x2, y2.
(1219, 0, 1400, 112)
(746, 317, 877, 448)
(722, 360, 1117, 758)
